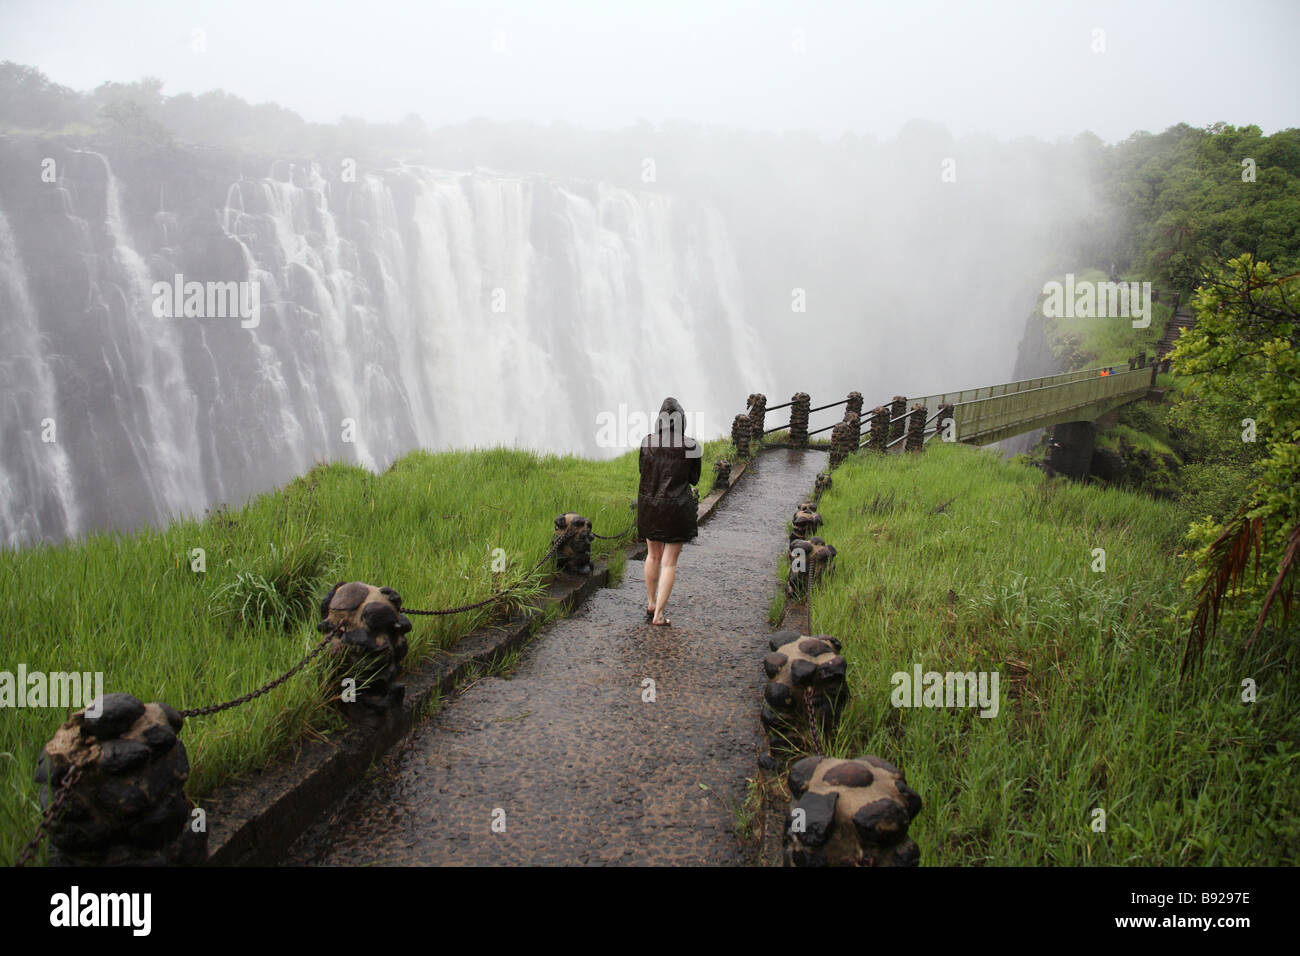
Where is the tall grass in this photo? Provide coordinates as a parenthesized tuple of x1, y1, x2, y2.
(0, 438, 733, 863)
(808, 443, 1300, 865)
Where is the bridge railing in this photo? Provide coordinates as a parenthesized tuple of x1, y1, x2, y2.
(739, 353, 1156, 462)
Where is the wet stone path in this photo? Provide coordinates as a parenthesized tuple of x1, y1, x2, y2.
(288, 448, 827, 866)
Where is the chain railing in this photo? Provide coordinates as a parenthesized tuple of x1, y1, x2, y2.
(11, 507, 645, 866)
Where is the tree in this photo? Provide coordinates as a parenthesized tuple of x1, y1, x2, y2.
(1173, 254, 1300, 667)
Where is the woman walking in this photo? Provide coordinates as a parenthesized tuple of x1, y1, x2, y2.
(638, 397, 701, 626)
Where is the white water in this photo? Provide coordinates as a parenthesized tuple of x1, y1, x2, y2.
(0, 155, 769, 546)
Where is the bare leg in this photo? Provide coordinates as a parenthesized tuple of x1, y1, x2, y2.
(652, 542, 683, 624)
(644, 539, 663, 612)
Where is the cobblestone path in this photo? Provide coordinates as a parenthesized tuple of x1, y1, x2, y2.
(289, 448, 826, 865)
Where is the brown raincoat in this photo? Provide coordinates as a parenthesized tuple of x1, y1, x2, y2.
(637, 427, 701, 543)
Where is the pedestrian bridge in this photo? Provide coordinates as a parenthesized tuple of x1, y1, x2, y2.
(909, 364, 1155, 446)
(750, 356, 1158, 452)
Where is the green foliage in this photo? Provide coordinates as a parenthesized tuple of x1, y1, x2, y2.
(1171, 255, 1300, 649)
(1, 440, 723, 864)
(812, 444, 1300, 865)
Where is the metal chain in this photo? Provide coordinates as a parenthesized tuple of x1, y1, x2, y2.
(804, 685, 822, 756)
(13, 764, 82, 867)
(403, 529, 574, 617)
(178, 631, 336, 719)
(590, 518, 637, 541)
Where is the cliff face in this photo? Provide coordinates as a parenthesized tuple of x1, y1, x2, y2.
(0, 137, 769, 546)
(996, 304, 1065, 456)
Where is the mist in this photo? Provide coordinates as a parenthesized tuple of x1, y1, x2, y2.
(1, 0, 1296, 545)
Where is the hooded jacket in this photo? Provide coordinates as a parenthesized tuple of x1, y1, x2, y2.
(637, 418, 701, 544)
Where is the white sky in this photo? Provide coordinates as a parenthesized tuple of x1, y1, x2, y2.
(1, 0, 1296, 142)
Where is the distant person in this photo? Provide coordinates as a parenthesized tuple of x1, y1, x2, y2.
(638, 397, 701, 626)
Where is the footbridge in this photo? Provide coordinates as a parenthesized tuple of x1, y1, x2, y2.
(734, 352, 1159, 468)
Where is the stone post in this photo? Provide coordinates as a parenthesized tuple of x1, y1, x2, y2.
(37, 693, 206, 866)
(789, 393, 811, 449)
(784, 755, 922, 867)
(318, 581, 413, 721)
(829, 421, 847, 469)
(888, 396, 907, 447)
(935, 402, 955, 443)
(551, 514, 595, 575)
(869, 406, 888, 451)
(731, 413, 752, 459)
(747, 393, 767, 445)
(842, 410, 861, 458)
(904, 402, 926, 452)
(760, 633, 849, 757)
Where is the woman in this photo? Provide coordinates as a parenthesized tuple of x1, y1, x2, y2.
(637, 397, 701, 626)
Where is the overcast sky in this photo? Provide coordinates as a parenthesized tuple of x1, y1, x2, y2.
(2, 0, 1296, 143)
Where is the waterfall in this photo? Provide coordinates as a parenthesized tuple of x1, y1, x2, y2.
(0, 151, 769, 547)
(0, 208, 81, 546)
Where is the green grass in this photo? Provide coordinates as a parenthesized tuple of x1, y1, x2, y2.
(1040, 268, 1172, 369)
(0, 438, 733, 864)
(807, 443, 1300, 865)
(1096, 424, 1181, 464)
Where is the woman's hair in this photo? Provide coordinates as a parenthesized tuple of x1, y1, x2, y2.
(655, 396, 686, 447)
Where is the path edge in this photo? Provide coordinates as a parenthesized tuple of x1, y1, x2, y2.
(202, 455, 755, 865)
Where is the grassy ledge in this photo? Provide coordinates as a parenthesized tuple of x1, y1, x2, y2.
(0, 438, 735, 863)
(808, 442, 1300, 866)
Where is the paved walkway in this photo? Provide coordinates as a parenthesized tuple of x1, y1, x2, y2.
(289, 448, 826, 865)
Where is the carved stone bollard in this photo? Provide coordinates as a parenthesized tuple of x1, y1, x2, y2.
(791, 501, 823, 541)
(760, 633, 848, 754)
(318, 581, 413, 720)
(888, 396, 907, 447)
(784, 755, 922, 867)
(747, 393, 767, 444)
(935, 402, 955, 443)
(905, 402, 926, 452)
(814, 471, 832, 500)
(36, 693, 206, 866)
(731, 413, 752, 459)
(844, 408, 861, 453)
(829, 421, 848, 469)
(787, 536, 837, 600)
(845, 391, 864, 420)
(552, 513, 595, 575)
(869, 405, 889, 451)
(790, 393, 811, 448)
(713, 458, 732, 486)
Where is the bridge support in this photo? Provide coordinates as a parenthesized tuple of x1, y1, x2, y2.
(1046, 421, 1097, 480)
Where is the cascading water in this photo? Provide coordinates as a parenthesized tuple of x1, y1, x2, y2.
(0, 149, 769, 547)
(0, 207, 81, 545)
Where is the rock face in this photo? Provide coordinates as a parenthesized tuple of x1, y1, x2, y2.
(37, 694, 205, 866)
(317, 581, 412, 719)
(784, 755, 922, 867)
(553, 513, 595, 575)
(760, 632, 848, 754)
